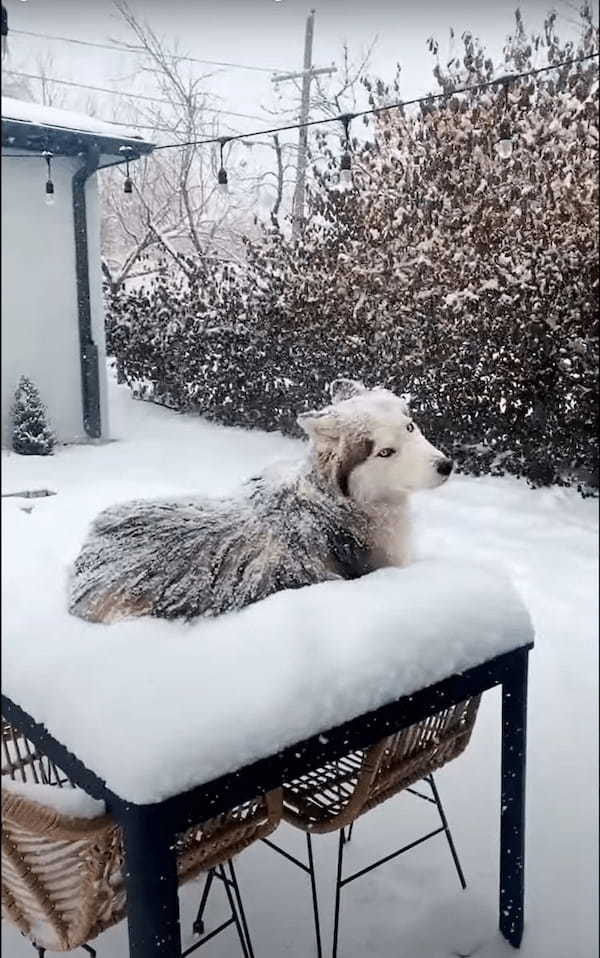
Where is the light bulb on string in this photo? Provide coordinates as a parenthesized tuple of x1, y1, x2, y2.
(495, 118, 513, 159)
(339, 152, 352, 187)
(217, 167, 228, 193)
(338, 113, 355, 190)
(119, 145, 136, 194)
(42, 150, 55, 206)
(495, 80, 514, 160)
(217, 137, 229, 195)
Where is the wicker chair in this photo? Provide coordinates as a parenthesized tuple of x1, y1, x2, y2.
(1, 719, 282, 957)
(265, 696, 481, 958)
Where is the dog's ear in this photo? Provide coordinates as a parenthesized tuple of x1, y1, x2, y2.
(297, 407, 341, 442)
(398, 392, 412, 415)
(336, 436, 374, 495)
(329, 378, 365, 404)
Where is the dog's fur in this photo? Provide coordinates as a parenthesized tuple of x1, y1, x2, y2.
(69, 380, 452, 623)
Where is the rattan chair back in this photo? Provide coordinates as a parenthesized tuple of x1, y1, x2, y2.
(1, 720, 282, 953)
(282, 697, 480, 833)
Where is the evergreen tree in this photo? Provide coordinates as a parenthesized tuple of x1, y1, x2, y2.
(12, 377, 55, 456)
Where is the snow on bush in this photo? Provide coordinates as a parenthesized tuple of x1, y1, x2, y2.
(105, 9, 599, 494)
(11, 376, 55, 457)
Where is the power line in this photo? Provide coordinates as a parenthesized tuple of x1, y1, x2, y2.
(5, 70, 167, 104)
(10, 28, 287, 75)
(3, 70, 269, 122)
(113, 119, 247, 136)
(151, 52, 600, 152)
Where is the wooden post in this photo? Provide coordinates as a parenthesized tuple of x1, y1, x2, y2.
(292, 9, 315, 237)
(271, 10, 336, 238)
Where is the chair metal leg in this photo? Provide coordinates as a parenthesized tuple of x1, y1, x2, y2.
(227, 860, 256, 958)
(427, 774, 467, 890)
(217, 863, 251, 958)
(192, 868, 216, 936)
(270, 782, 462, 958)
(332, 829, 345, 958)
(306, 833, 323, 958)
(34, 936, 95, 956)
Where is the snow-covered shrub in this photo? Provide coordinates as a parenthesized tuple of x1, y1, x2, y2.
(11, 377, 55, 456)
(105, 256, 259, 414)
(105, 8, 598, 494)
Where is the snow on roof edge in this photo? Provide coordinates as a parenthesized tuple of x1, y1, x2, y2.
(1, 97, 154, 150)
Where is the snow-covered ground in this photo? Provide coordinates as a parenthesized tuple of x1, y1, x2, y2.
(2, 375, 598, 958)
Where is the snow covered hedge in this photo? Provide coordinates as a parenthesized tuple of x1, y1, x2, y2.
(105, 10, 598, 494)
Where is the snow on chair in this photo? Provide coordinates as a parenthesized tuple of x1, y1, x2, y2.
(1, 719, 282, 957)
(263, 696, 481, 958)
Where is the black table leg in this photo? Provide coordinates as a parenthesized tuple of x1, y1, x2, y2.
(499, 648, 529, 948)
(121, 805, 182, 957)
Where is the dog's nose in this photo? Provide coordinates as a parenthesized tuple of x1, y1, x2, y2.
(436, 458, 453, 477)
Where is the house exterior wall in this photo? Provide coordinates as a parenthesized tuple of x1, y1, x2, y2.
(1, 149, 110, 445)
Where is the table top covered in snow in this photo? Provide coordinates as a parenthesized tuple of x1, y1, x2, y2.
(2, 493, 533, 804)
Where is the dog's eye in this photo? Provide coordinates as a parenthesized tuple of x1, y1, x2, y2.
(377, 448, 395, 458)
(406, 422, 415, 433)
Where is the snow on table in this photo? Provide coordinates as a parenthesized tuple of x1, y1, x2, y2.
(2, 494, 533, 805)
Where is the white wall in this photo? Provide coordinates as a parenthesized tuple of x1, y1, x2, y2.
(1, 149, 110, 445)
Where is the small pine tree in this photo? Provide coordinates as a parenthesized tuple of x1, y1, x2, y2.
(12, 376, 55, 456)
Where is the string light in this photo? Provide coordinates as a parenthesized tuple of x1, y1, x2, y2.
(119, 145, 135, 193)
(217, 137, 229, 194)
(338, 113, 354, 189)
(42, 150, 55, 206)
(495, 80, 514, 160)
(3, 52, 597, 197)
(147, 53, 596, 190)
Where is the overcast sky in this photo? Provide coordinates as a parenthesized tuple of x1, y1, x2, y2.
(4, 0, 598, 138)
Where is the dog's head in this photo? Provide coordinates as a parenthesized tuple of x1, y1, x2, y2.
(298, 378, 452, 504)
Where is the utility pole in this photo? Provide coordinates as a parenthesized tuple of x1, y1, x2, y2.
(272, 9, 336, 238)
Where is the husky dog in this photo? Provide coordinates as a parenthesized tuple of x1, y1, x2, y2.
(69, 379, 452, 623)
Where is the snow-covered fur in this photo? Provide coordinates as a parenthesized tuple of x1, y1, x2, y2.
(69, 380, 452, 623)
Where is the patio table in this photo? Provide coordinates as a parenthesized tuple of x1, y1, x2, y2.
(2, 640, 532, 957)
